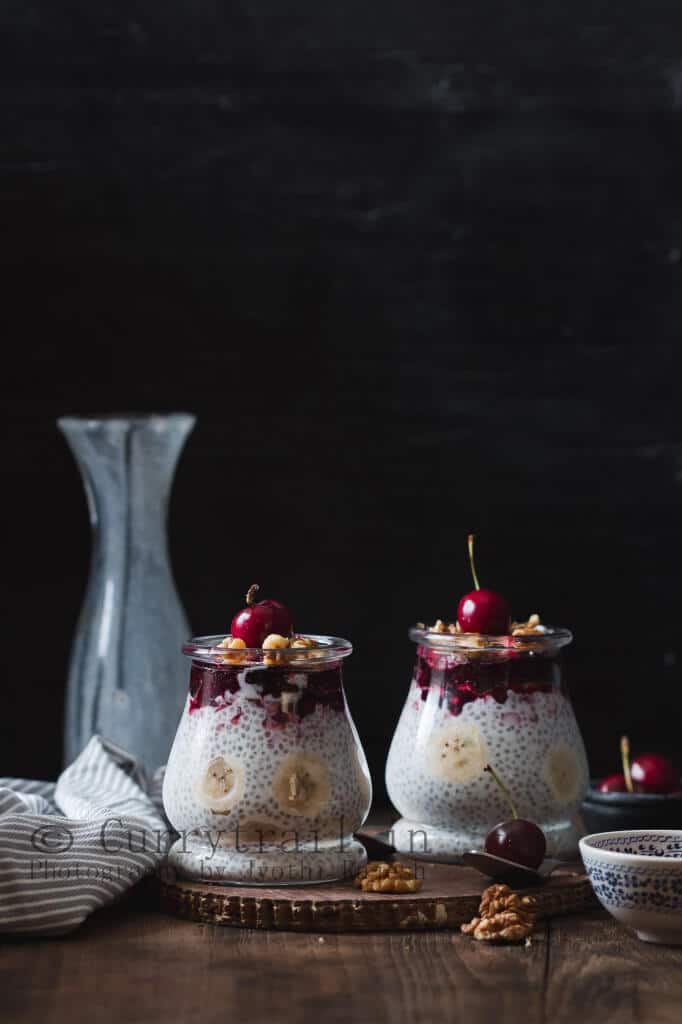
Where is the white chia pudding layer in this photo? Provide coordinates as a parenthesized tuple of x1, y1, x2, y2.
(386, 680, 589, 859)
(163, 664, 372, 884)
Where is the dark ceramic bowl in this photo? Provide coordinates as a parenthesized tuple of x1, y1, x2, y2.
(582, 780, 682, 834)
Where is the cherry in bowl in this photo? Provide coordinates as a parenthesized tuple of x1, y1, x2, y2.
(597, 774, 629, 794)
(597, 736, 679, 797)
(631, 753, 679, 795)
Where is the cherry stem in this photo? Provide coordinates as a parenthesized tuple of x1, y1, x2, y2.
(467, 534, 481, 591)
(245, 584, 260, 607)
(484, 763, 518, 819)
(621, 735, 634, 793)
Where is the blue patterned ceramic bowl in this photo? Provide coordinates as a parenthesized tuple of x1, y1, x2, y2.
(580, 830, 682, 945)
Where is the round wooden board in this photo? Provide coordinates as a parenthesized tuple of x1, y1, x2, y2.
(158, 861, 596, 932)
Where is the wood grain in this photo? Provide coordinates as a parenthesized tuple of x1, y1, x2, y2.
(1, 900, 548, 1024)
(545, 912, 682, 1024)
(4, 897, 682, 1024)
(159, 861, 595, 931)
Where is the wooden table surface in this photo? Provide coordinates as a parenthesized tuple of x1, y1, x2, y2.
(3, 885, 681, 1024)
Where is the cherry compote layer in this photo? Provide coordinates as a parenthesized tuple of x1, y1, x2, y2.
(413, 646, 562, 715)
(188, 660, 345, 726)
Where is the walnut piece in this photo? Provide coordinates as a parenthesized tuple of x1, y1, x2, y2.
(461, 884, 537, 943)
(290, 636, 327, 661)
(511, 613, 547, 637)
(479, 883, 536, 918)
(218, 636, 247, 664)
(217, 633, 324, 665)
(262, 633, 291, 665)
(262, 634, 291, 650)
(354, 861, 423, 894)
(422, 620, 488, 646)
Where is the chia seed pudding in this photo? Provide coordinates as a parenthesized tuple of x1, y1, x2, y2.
(385, 625, 589, 861)
(163, 634, 371, 885)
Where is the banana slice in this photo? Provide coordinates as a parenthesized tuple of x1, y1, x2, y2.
(424, 721, 488, 784)
(272, 752, 331, 817)
(544, 742, 581, 803)
(194, 755, 245, 815)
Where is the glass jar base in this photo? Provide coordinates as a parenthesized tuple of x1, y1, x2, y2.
(389, 817, 582, 862)
(164, 836, 367, 886)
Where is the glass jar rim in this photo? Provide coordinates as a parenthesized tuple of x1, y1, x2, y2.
(183, 633, 352, 666)
(409, 625, 572, 654)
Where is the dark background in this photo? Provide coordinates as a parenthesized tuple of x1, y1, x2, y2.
(2, 4, 681, 798)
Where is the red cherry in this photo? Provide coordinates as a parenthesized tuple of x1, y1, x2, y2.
(483, 763, 546, 869)
(597, 773, 629, 793)
(230, 584, 293, 648)
(485, 818, 547, 870)
(630, 753, 679, 794)
(456, 535, 510, 634)
(458, 589, 511, 635)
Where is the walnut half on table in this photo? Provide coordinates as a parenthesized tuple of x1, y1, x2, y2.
(354, 861, 423, 894)
(461, 884, 537, 943)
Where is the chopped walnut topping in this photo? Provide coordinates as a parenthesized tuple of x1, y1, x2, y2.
(218, 636, 247, 664)
(461, 884, 537, 943)
(354, 861, 423, 894)
(262, 634, 291, 650)
(217, 633, 326, 666)
(423, 619, 477, 639)
(420, 614, 551, 641)
(262, 633, 291, 665)
(291, 636, 329, 663)
(511, 614, 547, 637)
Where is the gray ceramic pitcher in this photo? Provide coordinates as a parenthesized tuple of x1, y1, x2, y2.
(58, 413, 195, 772)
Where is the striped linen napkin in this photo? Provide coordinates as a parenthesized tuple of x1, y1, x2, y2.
(0, 736, 169, 937)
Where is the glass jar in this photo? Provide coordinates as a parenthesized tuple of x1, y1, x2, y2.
(163, 634, 371, 885)
(385, 627, 589, 861)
